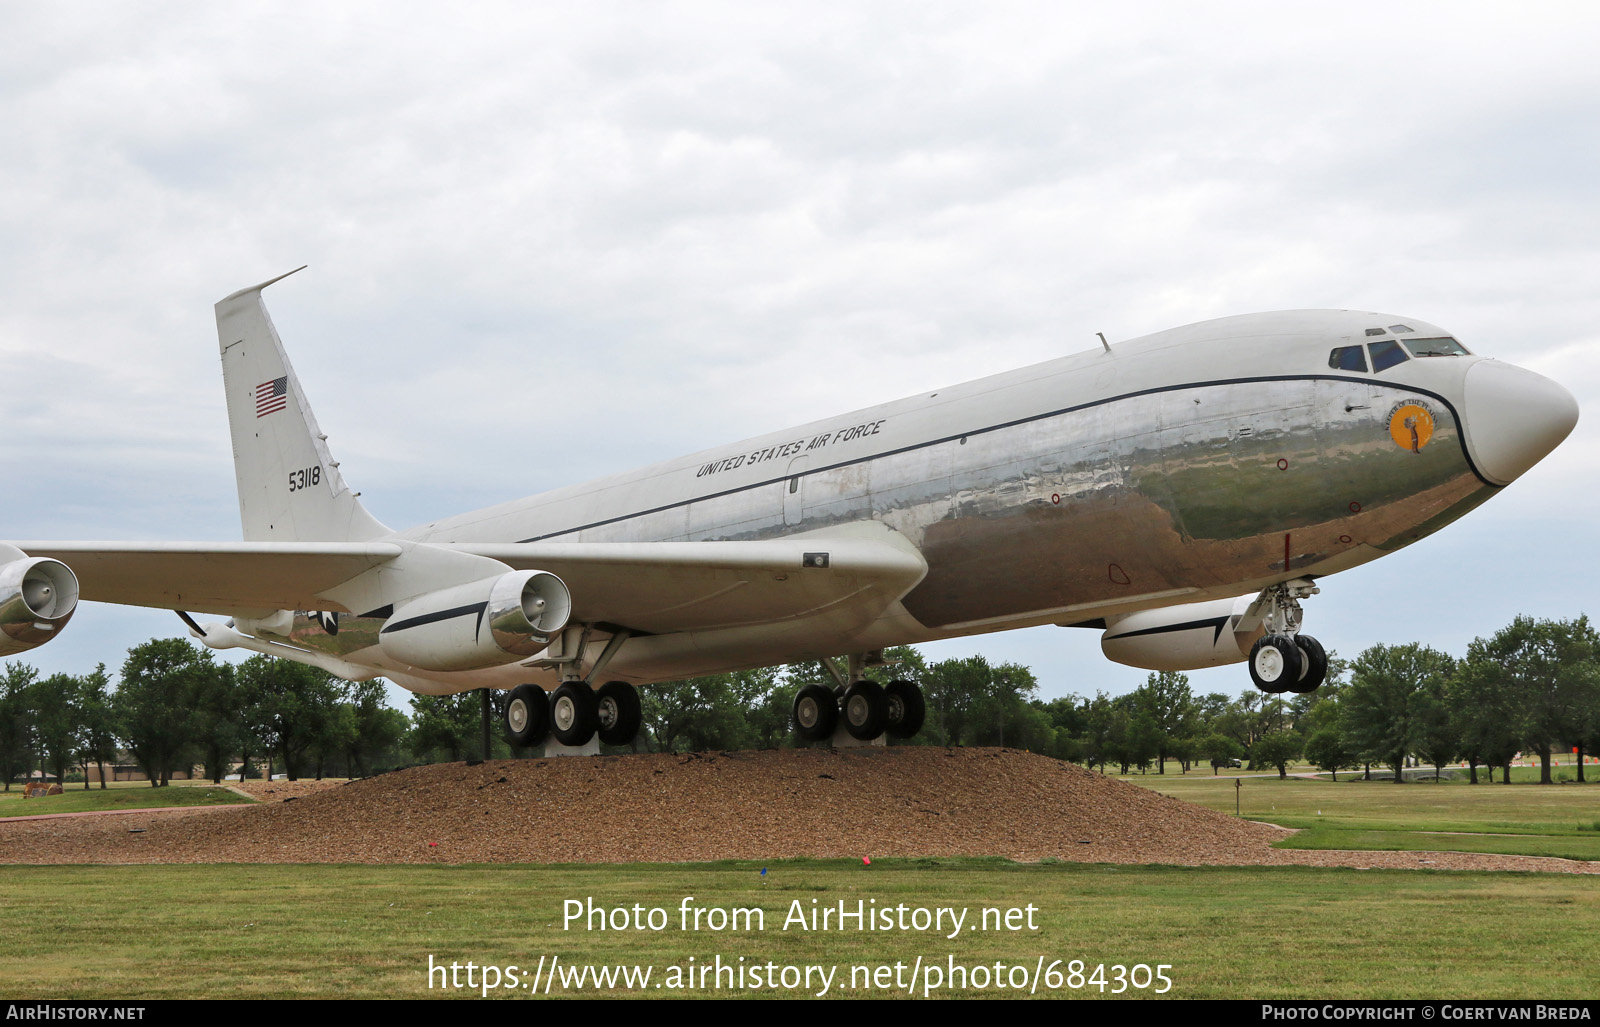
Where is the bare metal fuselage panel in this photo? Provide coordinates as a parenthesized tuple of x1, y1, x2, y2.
(291, 310, 1493, 692)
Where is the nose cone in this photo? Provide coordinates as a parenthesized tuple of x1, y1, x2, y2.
(1462, 360, 1579, 485)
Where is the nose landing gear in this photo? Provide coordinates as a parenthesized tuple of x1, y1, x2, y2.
(1242, 579, 1328, 694)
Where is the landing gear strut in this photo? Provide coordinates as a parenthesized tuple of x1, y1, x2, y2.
(1242, 578, 1328, 694)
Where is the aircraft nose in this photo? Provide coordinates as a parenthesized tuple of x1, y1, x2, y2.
(1461, 360, 1579, 486)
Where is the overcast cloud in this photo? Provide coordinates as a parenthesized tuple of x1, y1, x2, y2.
(1, 2, 1596, 704)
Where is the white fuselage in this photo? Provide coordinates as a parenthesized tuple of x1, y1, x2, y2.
(322, 308, 1559, 695)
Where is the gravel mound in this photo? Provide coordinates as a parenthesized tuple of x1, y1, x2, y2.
(2, 748, 1593, 872)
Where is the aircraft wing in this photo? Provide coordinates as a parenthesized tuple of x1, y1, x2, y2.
(5, 533, 928, 635)
(6, 541, 404, 617)
(438, 534, 929, 634)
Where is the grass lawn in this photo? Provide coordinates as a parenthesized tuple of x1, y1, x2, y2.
(1121, 765, 1600, 861)
(0, 860, 1595, 999)
(0, 780, 252, 817)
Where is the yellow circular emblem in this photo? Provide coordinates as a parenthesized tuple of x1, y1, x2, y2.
(1388, 403, 1434, 453)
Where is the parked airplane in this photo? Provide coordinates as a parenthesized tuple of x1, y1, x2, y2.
(0, 270, 1579, 749)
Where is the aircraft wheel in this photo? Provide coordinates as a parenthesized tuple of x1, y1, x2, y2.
(504, 683, 550, 748)
(1291, 635, 1328, 693)
(842, 679, 888, 740)
(792, 683, 838, 742)
(550, 681, 598, 746)
(1249, 634, 1303, 694)
(595, 680, 642, 745)
(883, 679, 925, 739)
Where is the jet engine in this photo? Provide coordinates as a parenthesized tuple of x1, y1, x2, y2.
(377, 569, 571, 672)
(0, 555, 80, 657)
(1100, 595, 1261, 672)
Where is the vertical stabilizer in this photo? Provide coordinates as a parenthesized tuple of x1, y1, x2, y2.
(215, 269, 391, 542)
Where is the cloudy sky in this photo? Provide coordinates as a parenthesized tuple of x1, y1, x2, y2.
(1, 2, 1596, 706)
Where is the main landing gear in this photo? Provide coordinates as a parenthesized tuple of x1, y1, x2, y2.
(792, 653, 927, 744)
(504, 680, 643, 749)
(1242, 579, 1328, 695)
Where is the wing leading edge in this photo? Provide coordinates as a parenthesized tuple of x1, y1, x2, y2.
(443, 532, 929, 634)
(5, 531, 929, 638)
(6, 541, 404, 617)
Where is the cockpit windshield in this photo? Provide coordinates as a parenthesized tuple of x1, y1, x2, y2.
(1368, 340, 1409, 372)
(1403, 337, 1470, 358)
(1328, 345, 1369, 372)
(1329, 334, 1466, 374)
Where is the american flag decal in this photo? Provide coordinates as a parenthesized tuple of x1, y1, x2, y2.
(255, 376, 288, 418)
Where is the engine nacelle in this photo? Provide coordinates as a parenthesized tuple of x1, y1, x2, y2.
(1100, 595, 1262, 672)
(377, 569, 572, 672)
(0, 556, 80, 657)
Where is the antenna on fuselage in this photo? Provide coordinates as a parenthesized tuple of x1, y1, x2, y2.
(1097, 332, 1111, 354)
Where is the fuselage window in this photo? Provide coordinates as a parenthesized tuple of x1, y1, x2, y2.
(1328, 345, 1369, 372)
(1403, 337, 1470, 357)
(1368, 339, 1410, 372)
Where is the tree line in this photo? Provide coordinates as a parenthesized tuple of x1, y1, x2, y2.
(2, 614, 1594, 786)
(1031, 615, 1600, 785)
(0, 640, 1054, 785)
(0, 639, 409, 787)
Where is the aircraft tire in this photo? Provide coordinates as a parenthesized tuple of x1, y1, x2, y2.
(842, 679, 888, 740)
(595, 680, 642, 746)
(1291, 635, 1328, 693)
(884, 679, 925, 739)
(550, 681, 598, 746)
(504, 683, 550, 748)
(792, 683, 837, 742)
(1248, 634, 1303, 694)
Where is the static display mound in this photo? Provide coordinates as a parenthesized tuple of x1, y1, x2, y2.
(0, 748, 1289, 865)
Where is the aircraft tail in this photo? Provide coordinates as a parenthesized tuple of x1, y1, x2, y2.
(215, 268, 391, 543)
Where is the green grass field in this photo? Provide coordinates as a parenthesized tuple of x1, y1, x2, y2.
(4, 763, 1597, 1000)
(1, 860, 1596, 999)
(0, 780, 252, 817)
(1123, 764, 1600, 861)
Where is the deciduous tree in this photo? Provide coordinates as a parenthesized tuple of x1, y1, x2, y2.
(1341, 643, 1455, 783)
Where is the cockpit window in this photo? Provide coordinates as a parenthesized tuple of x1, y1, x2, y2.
(1368, 339, 1410, 372)
(1403, 336, 1470, 357)
(1388, 324, 1414, 333)
(1328, 345, 1369, 372)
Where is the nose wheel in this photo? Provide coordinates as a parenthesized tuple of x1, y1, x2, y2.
(1242, 579, 1328, 694)
(1289, 634, 1328, 693)
(1248, 633, 1328, 694)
